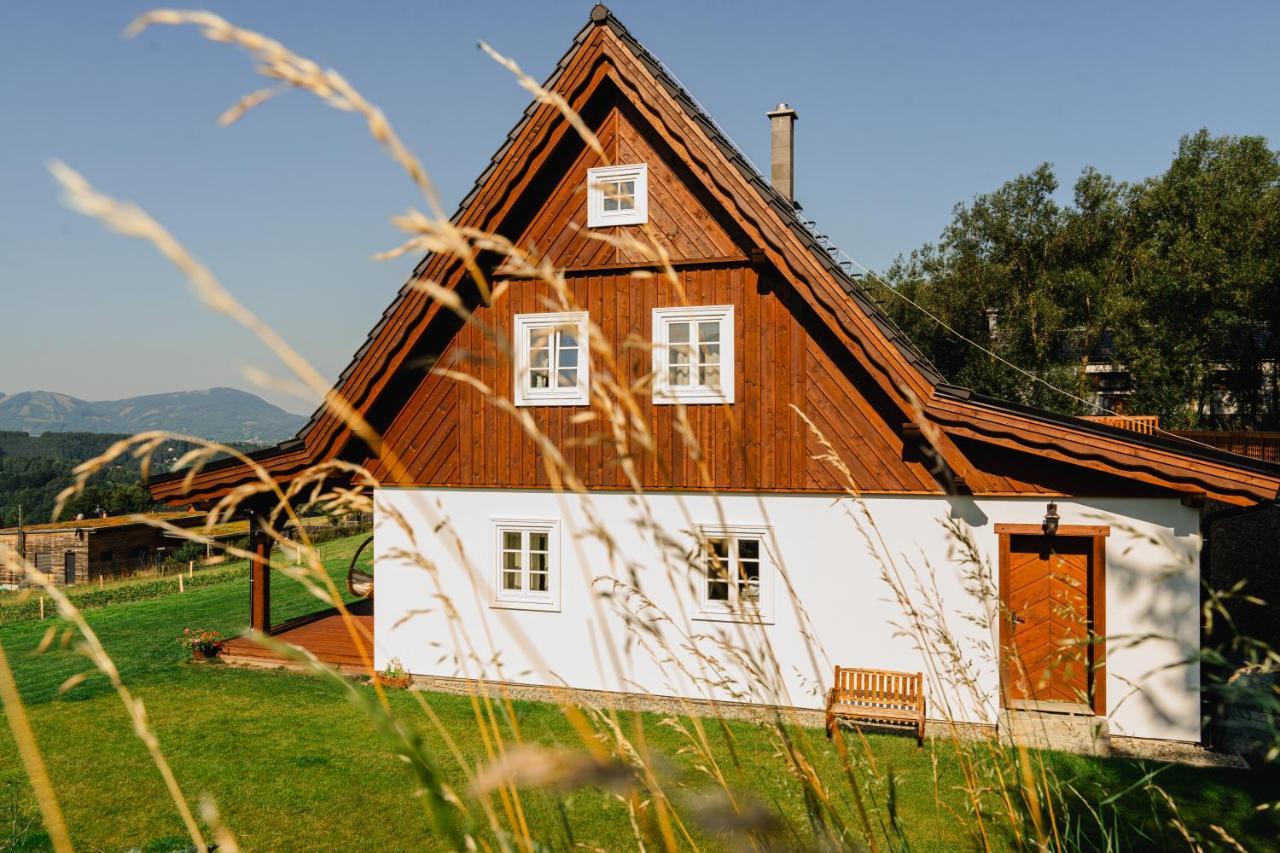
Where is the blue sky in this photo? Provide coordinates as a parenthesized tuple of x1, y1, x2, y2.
(2, 1, 1278, 413)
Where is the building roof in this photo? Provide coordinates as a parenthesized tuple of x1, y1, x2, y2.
(0, 512, 199, 535)
(149, 4, 1280, 508)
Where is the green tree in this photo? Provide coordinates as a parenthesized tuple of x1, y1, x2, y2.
(881, 164, 1122, 412)
(880, 130, 1280, 429)
(1114, 130, 1280, 427)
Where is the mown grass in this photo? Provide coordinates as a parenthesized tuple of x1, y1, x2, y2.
(0, 533, 1275, 850)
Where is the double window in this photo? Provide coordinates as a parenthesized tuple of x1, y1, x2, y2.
(492, 520, 560, 611)
(513, 312, 589, 407)
(513, 306, 735, 407)
(652, 305, 734, 404)
(694, 524, 773, 622)
(587, 164, 648, 227)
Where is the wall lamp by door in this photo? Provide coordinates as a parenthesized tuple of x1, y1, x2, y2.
(1042, 502, 1060, 536)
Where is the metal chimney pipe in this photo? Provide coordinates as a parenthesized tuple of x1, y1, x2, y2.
(766, 102, 798, 203)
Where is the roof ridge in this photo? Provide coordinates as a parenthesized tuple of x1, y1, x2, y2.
(587, 4, 947, 385)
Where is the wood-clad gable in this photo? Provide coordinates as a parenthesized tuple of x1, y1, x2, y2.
(150, 5, 1280, 508)
(368, 261, 940, 493)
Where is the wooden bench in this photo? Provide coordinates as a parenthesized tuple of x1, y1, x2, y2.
(825, 666, 926, 746)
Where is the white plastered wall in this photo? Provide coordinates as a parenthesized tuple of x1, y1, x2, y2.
(373, 488, 1201, 742)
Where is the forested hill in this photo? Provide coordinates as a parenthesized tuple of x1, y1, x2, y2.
(0, 388, 305, 444)
(0, 431, 264, 528)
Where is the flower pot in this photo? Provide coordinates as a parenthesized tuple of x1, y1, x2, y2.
(192, 647, 221, 662)
(374, 673, 412, 690)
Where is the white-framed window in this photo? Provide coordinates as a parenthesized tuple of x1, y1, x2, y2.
(692, 524, 774, 623)
(513, 312, 590, 407)
(652, 305, 734, 404)
(491, 519, 560, 612)
(587, 164, 648, 227)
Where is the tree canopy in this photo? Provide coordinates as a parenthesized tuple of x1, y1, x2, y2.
(878, 130, 1280, 429)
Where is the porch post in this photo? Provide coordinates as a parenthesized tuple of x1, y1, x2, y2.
(247, 508, 272, 634)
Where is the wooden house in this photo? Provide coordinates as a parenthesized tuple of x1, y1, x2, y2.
(0, 512, 204, 587)
(149, 6, 1280, 744)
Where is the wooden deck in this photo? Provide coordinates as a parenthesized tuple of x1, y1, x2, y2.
(222, 597, 374, 675)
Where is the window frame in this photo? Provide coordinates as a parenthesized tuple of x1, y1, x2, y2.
(491, 518, 561, 612)
(652, 305, 735, 404)
(513, 312, 590, 407)
(692, 523, 774, 623)
(587, 164, 649, 227)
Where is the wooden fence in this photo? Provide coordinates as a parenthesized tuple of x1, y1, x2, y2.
(1081, 415, 1280, 463)
(1168, 430, 1280, 464)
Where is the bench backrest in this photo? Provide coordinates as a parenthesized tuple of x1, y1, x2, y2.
(832, 667, 922, 711)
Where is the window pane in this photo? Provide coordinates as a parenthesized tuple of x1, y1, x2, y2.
(669, 343, 690, 366)
(530, 348, 550, 368)
(502, 545, 522, 591)
(530, 329, 551, 348)
(529, 532, 549, 552)
(529, 550, 548, 572)
(530, 368, 550, 388)
(504, 531, 522, 551)
(699, 365, 720, 387)
(738, 539, 759, 560)
(669, 365, 690, 386)
(559, 329, 579, 349)
(698, 320, 720, 343)
(706, 538, 730, 603)
(559, 346, 578, 368)
(700, 343, 720, 364)
(529, 571, 549, 592)
(701, 537, 732, 604)
(668, 322, 690, 344)
(739, 556, 760, 600)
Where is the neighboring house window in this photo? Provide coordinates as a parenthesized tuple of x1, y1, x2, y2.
(587, 164, 648, 227)
(693, 524, 773, 622)
(652, 305, 735, 404)
(513, 312, 590, 407)
(34, 553, 52, 574)
(492, 519, 560, 611)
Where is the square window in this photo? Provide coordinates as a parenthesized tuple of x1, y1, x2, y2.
(693, 525, 773, 623)
(514, 312, 590, 407)
(587, 164, 648, 227)
(652, 306, 734, 404)
(492, 520, 560, 611)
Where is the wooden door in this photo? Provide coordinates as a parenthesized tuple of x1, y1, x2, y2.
(64, 552, 76, 586)
(1004, 534, 1094, 706)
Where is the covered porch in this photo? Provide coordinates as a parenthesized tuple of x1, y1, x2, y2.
(223, 513, 375, 675)
(222, 596, 374, 675)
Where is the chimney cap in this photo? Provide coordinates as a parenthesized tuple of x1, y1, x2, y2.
(766, 102, 798, 119)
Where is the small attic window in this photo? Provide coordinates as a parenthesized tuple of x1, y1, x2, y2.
(587, 164, 648, 227)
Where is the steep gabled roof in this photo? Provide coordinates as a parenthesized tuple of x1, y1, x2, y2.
(151, 4, 1280, 508)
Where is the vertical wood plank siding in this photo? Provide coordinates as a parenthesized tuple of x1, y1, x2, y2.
(371, 262, 940, 493)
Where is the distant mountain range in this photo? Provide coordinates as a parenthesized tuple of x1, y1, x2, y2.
(0, 388, 307, 444)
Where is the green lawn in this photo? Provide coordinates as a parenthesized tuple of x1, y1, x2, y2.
(0, 534, 1275, 850)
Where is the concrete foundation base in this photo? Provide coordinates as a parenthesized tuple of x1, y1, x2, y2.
(998, 701, 1111, 757)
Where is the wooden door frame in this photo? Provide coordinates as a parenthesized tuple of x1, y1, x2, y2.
(995, 523, 1109, 717)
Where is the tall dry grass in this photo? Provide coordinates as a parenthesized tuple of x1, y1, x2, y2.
(0, 8, 1273, 852)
